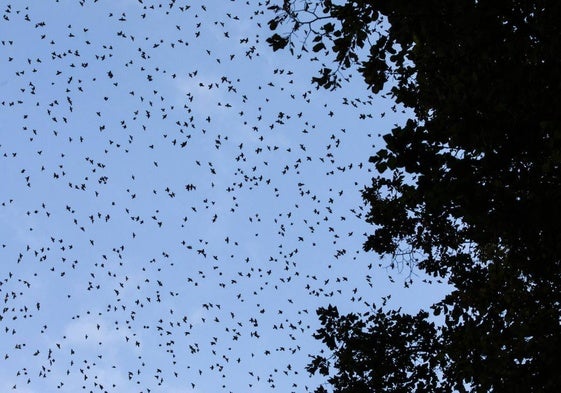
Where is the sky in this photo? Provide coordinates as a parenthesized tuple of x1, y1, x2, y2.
(0, 1, 450, 392)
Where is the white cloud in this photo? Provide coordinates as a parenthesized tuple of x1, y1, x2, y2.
(63, 314, 125, 349)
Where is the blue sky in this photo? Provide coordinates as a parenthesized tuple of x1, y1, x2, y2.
(0, 1, 449, 392)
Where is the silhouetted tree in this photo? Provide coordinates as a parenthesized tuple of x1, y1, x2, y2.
(268, 1, 561, 391)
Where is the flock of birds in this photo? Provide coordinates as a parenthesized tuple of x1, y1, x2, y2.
(0, 1, 434, 392)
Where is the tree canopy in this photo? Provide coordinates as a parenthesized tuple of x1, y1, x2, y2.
(268, 0, 561, 391)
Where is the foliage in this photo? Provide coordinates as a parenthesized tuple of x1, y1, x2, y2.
(268, 0, 561, 391)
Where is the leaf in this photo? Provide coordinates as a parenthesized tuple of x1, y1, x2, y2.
(312, 42, 326, 52)
(266, 34, 289, 51)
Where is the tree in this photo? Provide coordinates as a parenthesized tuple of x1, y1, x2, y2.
(267, 1, 561, 391)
